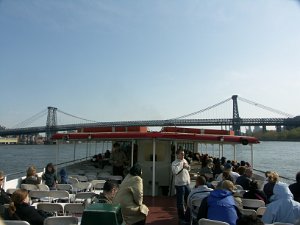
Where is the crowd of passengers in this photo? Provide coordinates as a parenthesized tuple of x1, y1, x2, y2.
(1, 149, 300, 225)
(0, 161, 148, 225)
(173, 150, 300, 225)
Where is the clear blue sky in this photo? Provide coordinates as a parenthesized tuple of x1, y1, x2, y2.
(1, 0, 300, 128)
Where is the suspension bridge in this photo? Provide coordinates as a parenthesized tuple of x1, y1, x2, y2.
(1, 95, 300, 142)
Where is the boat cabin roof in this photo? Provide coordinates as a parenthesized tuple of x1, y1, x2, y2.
(51, 126, 259, 145)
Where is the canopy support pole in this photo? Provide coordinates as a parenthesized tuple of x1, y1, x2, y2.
(152, 138, 156, 197)
(131, 139, 134, 167)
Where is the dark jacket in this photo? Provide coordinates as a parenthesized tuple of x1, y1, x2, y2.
(42, 172, 57, 188)
(0, 188, 11, 205)
(289, 182, 300, 203)
(243, 189, 267, 204)
(92, 193, 113, 204)
(22, 176, 41, 185)
(4, 202, 46, 225)
(235, 175, 251, 190)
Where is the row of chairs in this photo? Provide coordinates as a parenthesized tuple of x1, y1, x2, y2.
(20, 178, 108, 193)
(4, 216, 78, 225)
(198, 218, 294, 225)
(29, 190, 96, 203)
(36, 202, 84, 216)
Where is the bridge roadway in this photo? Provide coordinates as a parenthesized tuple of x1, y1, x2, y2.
(1, 117, 300, 136)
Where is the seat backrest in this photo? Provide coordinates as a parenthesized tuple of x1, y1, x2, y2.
(56, 184, 73, 192)
(20, 184, 39, 191)
(68, 177, 79, 185)
(37, 184, 50, 191)
(91, 180, 106, 189)
(240, 208, 257, 217)
(273, 223, 294, 225)
(36, 202, 64, 216)
(75, 192, 96, 201)
(256, 206, 266, 217)
(6, 188, 19, 195)
(3, 221, 30, 225)
(242, 198, 265, 209)
(29, 190, 51, 202)
(49, 190, 70, 202)
(64, 203, 85, 215)
(198, 218, 230, 225)
(43, 216, 78, 225)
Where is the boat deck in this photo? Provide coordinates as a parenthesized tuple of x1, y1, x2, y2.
(144, 196, 178, 225)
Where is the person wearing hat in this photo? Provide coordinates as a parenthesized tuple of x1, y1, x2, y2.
(171, 147, 191, 224)
(113, 163, 148, 225)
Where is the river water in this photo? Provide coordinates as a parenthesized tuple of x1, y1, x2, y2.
(0, 141, 299, 183)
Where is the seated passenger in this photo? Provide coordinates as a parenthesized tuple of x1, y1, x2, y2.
(4, 189, 47, 225)
(42, 163, 57, 190)
(197, 180, 241, 225)
(289, 171, 300, 203)
(236, 167, 252, 190)
(262, 182, 300, 224)
(263, 171, 279, 202)
(91, 181, 119, 204)
(22, 166, 41, 185)
(216, 163, 240, 183)
(59, 167, 68, 184)
(0, 170, 11, 205)
(113, 163, 149, 225)
(243, 180, 267, 204)
(187, 176, 213, 225)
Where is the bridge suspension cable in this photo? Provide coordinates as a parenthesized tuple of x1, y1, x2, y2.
(12, 109, 48, 128)
(238, 97, 293, 118)
(57, 109, 98, 123)
(171, 97, 232, 120)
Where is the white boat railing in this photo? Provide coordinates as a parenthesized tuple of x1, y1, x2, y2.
(3, 157, 89, 191)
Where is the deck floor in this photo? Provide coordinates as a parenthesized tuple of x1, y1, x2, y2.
(144, 196, 178, 225)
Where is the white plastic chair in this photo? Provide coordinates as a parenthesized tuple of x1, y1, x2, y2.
(21, 184, 39, 191)
(256, 206, 266, 217)
(43, 216, 78, 225)
(198, 218, 230, 225)
(190, 198, 205, 225)
(3, 221, 30, 225)
(74, 192, 96, 203)
(272, 223, 294, 225)
(240, 208, 257, 217)
(242, 198, 265, 209)
(36, 202, 64, 216)
(91, 180, 106, 194)
(29, 190, 51, 202)
(49, 190, 70, 203)
(56, 184, 73, 193)
(64, 203, 85, 216)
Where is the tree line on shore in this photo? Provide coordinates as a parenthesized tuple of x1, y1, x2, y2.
(250, 127, 300, 141)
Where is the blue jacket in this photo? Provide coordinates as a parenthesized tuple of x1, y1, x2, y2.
(262, 182, 300, 224)
(207, 189, 238, 225)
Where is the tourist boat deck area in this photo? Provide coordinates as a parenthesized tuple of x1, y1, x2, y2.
(1, 126, 263, 225)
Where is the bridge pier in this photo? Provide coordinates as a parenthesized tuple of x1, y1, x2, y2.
(276, 125, 282, 132)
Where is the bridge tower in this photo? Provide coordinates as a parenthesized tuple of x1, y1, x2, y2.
(45, 106, 57, 143)
(232, 95, 241, 135)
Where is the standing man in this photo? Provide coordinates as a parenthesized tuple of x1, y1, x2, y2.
(172, 147, 191, 224)
(110, 142, 127, 177)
